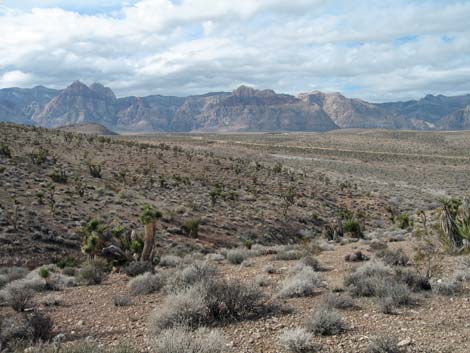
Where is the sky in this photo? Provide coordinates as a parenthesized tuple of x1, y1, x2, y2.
(0, 0, 470, 101)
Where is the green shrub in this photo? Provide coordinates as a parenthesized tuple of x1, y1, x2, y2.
(77, 260, 105, 285)
(343, 219, 362, 238)
(182, 218, 201, 238)
(397, 214, 412, 229)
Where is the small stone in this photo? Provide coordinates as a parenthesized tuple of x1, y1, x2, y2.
(397, 338, 412, 347)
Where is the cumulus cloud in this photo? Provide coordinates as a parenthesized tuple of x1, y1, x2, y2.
(0, 0, 469, 101)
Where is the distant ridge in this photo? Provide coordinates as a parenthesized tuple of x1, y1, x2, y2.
(57, 122, 118, 135)
(1, 81, 470, 132)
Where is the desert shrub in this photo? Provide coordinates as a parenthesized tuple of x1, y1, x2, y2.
(77, 261, 105, 285)
(226, 249, 248, 264)
(153, 326, 225, 353)
(368, 335, 400, 353)
(395, 269, 431, 292)
(87, 162, 102, 178)
(255, 275, 271, 287)
(298, 256, 324, 271)
(0, 143, 12, 157)
(344, 261, 394, 297)
(42, 294, 63, 307)
(397, 214, 412, 229)
(273, 249, 304, 261)
(123, 261, 153, 277)
(377, 248, 409, 266)
(159, 255, 183, 268)
(62, 266, 77, 276)
(149, 286, 207, 331)
(28, 343, 138, 353)
(128, 272, 165, 296)
(263, 264, 277, 274)
(343, 219, 363, 238)
(279, 328, 321, 353)
(113, 294, 133, 307)
(28, 310, 53, 341)
(182, 218, 201, 238)
(244, 239, 254, 249)
(344, 251, 369, 262)
(205, 253, 225, 262)
(0, 267, 28, 287)
(200, 278, 266, 322)
(241, 258, 255, 267)
(49, 168, 68, 183)
(369, 239, 388, 251)
(0, 311, 52, 346)
(431, 278, 463, 296)
(166, 261, 218, 293)
(322, 293, 355, 310)
(150, 277, 268, 332)
(5, 284, 35, 312)
(278, 267, 323, 298)
(38, 266, 50, 279)
(0, 315, 31, 346)
(305, 308, 346, 336)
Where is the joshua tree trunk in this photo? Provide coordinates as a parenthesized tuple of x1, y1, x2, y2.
(141, 221, 156, 262)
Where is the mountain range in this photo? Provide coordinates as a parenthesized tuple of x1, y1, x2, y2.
(1, 81, 470, 132)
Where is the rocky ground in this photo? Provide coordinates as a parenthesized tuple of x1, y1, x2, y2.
(1, 123, 470, 353)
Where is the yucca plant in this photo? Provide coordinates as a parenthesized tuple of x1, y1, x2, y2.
(439, 197, 470, 253)
(139, 204, 162, 261)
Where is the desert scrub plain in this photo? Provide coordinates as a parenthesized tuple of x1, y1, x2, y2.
(0, 122, 469, 353)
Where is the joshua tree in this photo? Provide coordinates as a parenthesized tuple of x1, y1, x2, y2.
(439, 197, 470, 253)
(139, 204, 162, 262)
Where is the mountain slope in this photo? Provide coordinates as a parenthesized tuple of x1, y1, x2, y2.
(0, 86, 59, 124)
(188, 86, 337, 132)
(1, 81, 470, 131)
(298, 91, 417, 129)
(32, 81, 117, 127)
(440, 105, 470, 130)
(379, 94, 470, 124)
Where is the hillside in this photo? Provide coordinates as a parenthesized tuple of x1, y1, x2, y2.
(56, 123, 118, 135)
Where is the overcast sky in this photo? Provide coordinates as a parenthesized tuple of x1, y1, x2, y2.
(1, 0, 469, 101)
